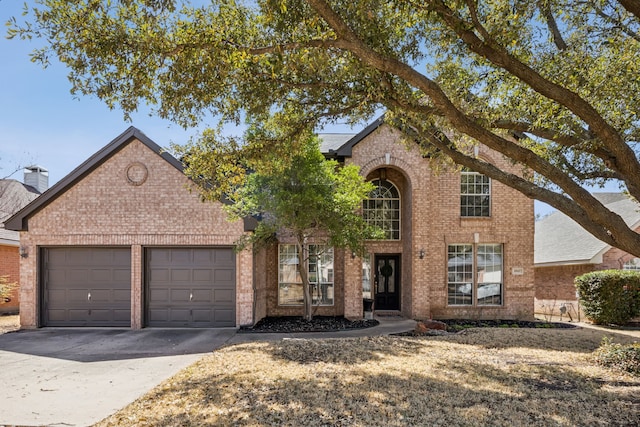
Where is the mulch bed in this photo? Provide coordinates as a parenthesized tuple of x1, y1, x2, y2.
(238, 316, 379, 333)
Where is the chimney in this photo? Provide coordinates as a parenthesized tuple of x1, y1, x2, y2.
(24, 165, 49, 193)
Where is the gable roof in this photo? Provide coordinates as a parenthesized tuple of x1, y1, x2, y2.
(535, 193, 640, 266)
(0, 179, 41, 245)
(5, 127, 181, 232)
(4, 127, 256, 232)
(320, 116, 385, 158)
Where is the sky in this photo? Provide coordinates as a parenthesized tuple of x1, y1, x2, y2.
(0, 1, 622, 218)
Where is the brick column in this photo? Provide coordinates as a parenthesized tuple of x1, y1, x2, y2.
(131, 245, 143, 329)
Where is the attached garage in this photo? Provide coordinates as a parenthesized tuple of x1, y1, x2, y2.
(146, 247, 236, 327)
(42, 247, 131, 327)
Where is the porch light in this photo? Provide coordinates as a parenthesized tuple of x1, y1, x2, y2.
(419, 249, 425, 259)
(19, 246, 28, 258)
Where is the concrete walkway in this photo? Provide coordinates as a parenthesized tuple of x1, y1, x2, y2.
(0, 316, 415, 427)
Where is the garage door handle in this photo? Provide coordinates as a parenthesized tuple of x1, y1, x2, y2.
(190, 293, 193, 302)
(87, 292, 91, 302)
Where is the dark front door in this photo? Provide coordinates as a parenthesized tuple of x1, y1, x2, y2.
(374, 254, 400, 310)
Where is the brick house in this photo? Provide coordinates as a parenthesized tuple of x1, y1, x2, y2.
(534, 193, 640, 319)
(1, 171, 45, 314)
(6, 121, 535, 328)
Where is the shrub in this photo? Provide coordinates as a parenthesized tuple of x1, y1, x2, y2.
(594, 338, 640, 376)
(575, 270, 640, 325)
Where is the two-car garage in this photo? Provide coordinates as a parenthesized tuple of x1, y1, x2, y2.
(41, 247, 236, 328)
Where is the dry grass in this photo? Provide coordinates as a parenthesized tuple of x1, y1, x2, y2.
(96, 327, 639, 427)
(0, 314, 19, 334)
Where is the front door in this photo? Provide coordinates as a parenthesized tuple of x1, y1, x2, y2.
(374, 255, 400, 310)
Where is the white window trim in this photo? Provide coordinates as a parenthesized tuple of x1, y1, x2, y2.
(460, 171, 491, 218)
(277, 244, 335, 306)
(364, 178, 401, 240)
(447, 243, 503, 307)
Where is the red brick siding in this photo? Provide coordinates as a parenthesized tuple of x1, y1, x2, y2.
(19, 139, 253, 328)
(346, 125, 535, 320)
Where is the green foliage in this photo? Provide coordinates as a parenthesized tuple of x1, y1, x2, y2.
(179, 128, 381, 320)
(575, 270, 640, 325)
(0, 275, 18, 303)
(7, 0, 640, 256)
(594, 338, 640, 376)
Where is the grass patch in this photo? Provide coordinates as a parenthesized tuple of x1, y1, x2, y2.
(96, 328, 640, 427)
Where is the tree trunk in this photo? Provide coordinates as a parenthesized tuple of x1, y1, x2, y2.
(297, 240, 313, 321)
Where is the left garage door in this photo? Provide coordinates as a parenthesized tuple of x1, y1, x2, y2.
(42, 247, 131, 327)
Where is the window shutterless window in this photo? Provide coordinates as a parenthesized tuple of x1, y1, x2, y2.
(278, 244, 334, 306)
(460, 171, 491, 217)
(447, 244, 503, 306)
(363, 179, 400, 240)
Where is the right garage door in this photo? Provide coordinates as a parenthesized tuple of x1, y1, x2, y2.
(145, 247, 236, 327)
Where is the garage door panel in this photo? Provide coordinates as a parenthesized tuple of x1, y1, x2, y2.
(113, 269, 131, 283)
(148, 288, 169, 302)
(146, 247, 235, 327)
(214, 309, 234, 323)
(43, 247, 131, 327)
(170, 289, 191, 302)
(214, 289, 234, 303)
(214, 249, 234, 265)
(214, 268, 234, 283)
(171, 269, 191, 282)
(193, 269, 212, 282)
(113, 289, 131, 302)
(149, 268, 170, 282)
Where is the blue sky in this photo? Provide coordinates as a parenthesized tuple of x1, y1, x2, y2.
(1, 1, 622, 217)
(0, 1, 206, 186)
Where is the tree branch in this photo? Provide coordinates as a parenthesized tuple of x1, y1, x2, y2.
(538, 1, 568, 50)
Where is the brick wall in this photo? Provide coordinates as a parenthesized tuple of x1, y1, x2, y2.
(346, 125, 535, 320)
(0, 245, 20, 314)
(19, 138, 253, 328)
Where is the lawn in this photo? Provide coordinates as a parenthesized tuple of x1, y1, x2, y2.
(95, 326, 639, 426)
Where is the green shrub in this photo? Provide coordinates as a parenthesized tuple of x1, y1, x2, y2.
(575, 270, 640, 325)
(594, 338, 640, 376)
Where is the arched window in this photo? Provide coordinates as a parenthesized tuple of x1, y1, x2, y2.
(363, 179, 400, 240)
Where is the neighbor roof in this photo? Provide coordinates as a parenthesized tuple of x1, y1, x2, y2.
(535, 193, 640, 266)
(0, 179, 41, 245)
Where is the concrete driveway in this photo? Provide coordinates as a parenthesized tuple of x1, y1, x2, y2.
(0, 328, 237, 426)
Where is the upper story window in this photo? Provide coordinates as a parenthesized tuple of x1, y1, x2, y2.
(461, 171, 491, 217)
(363, 179, 400, 240)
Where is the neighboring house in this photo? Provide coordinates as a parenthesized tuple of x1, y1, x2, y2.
(0, 168, 46, 314)
(534, 193, 640, 318)
(6, 122, 534, 328)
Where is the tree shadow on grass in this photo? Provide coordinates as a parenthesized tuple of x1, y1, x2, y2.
(101, 346, 639, 427)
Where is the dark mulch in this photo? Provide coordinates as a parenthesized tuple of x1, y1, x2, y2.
(238, 316, 379, 333)
(394, 319, 577, 337)
(439, 319, 577, 332)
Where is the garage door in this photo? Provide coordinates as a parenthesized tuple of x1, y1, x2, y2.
(42, 247, 131, 327)
(146, 247, 236, 327)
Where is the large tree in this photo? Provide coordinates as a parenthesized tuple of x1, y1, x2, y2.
(8, 0, 640, 255)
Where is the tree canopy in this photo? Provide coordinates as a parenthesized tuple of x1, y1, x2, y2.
(189, 132, 380, 319)
(7, 0, 640, 256)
